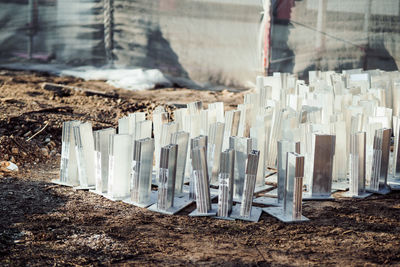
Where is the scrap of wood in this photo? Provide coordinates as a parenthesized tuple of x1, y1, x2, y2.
(41, 83, 118, 98)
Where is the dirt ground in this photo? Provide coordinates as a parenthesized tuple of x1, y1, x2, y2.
(0, 69, 399, 266)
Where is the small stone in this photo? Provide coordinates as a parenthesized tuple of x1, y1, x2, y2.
(11, 147, 19, 154)
(41, 147, 49, 157)
(44, 138, 51, 143)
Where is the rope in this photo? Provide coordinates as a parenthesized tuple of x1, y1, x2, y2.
(104, 0, 114, 65)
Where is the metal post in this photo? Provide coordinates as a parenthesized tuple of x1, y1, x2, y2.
(108, 134, 133, 200)
(217, 149, 235, 218)
(304, 134, 336, 200)
(277, 140, 300, 203)
(222, 110, 241, 150)
(240, 150, 260, 218)
(55, 121, 81, 186)
(190, 145, 215, 216)
(131, 138, 154, 206)
(171, 131, 189, 194)
(368, 128, 391, 194)
(73, 122, 96, 189)
(208, 122, 225, 185)
(229, 136, 252, 201)
(93, 128, 115, 194)
(263, 152, 308, 222)
(157, 144, 178, 211)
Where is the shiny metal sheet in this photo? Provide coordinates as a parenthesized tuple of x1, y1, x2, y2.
(55, 120, 81, 187)
(277, 140, 300, 203)
(93, 128, 115, 194)
(191, 144, 212, 215)
(368, 128, 391, 194)
(171, 131, 189, 194)
(217, 149, 234, 218)
(107, 134, 133, 200)
(308, 134, 335, 198)
(208, 122, 225, 185)
(229, 136, 252, 201)
(157, 144, 178, 211)
(240, 150, 260, 218)
(73, 122, 96, 189)
(130, 138, 154, 206)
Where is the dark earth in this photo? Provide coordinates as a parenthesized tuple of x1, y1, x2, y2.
(0, 70, 399, 266)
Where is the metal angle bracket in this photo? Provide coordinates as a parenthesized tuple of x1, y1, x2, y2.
(252, 196, 281, 207)
(388, 177, 400, 190)
(74, 185, 95, 190)
(189, 208, 218, 217)
(211, 204, 235, 221)
(229, 205, 262, 222)
(366, 186, 391, 195)
(123, 191, 158, 208)
(263, 207, 309, 223)
(302, 193, 335, 201)
(341, 191, 373, 199)
(51, 179, 75, 187)
(148, 195, 195, 215)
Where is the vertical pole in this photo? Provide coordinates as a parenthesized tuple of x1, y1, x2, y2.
(240, 150, 260, 218)
(285, 152, 304, 220)
(157, 144, 177, 211)
(217, 149, 235, 217)
(349, 132, 366, 196)
(171, 131, 189, 194)
(208, 122, 225, 185)
(192, 146, 211, 214)
(278, 140, 300, 203)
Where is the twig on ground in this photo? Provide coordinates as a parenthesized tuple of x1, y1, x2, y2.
(26, 122, 49, 141)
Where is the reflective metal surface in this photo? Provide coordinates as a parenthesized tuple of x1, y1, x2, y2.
(217, 149, 235, 218)
(310, 134, 336, 198)
(107, 134, 133, 200)
(171, 131, 189, 194)
(191, 145, 212, 214)
(277, 140, 300, 203)
(229, 136, 252, 201)
(93, 128, 115, 193)
(240, 150, 260, 218)
(73, 122, 95, 188)
(368, 128, 391, 194)
(208, 122, 225, 185)
(131, 138, 154, 205)
(157, 144, 178, 211)
(58, 121, 81, 186)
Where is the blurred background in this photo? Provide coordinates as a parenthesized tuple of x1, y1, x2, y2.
(0, 0, 398, 87)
